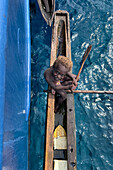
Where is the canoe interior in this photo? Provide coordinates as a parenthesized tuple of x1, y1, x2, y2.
(44, 11, 76, 170)
(55, 17, 67, 132)
(37, 0, 55, 26)
(56, 20, 66, 57)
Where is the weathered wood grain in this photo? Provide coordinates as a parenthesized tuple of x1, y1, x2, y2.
(45, 93, 55, 170)
(67, 94, 77, 170)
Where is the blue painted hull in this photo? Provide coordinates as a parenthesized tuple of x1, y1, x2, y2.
(0, 0, 31, 169)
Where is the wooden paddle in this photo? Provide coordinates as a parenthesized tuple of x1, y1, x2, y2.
(76, 45, 92, 81)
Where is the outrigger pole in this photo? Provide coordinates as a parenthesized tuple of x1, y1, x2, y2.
(44, 90, 113, 94)
(66, 90, 113, 94)
(44, 89, 113, 94)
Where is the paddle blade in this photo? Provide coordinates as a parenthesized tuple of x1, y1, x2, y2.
(76, 45, 92, 81)
(82, 45, 92, 63)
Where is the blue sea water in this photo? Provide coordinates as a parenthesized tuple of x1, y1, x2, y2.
(29, 0, 113, 169)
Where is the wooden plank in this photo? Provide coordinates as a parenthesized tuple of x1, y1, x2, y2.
(44, 10, 58, 170)
(45, 93, 55, 170)
(67, 94, 77, 170)
(65, 10, 77, 170)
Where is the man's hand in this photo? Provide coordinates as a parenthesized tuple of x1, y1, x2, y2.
(71, 84, 77, 91)
(72, 78, 78, 86)
(71, 78, 78, 91)
(51, 88, 56, 95)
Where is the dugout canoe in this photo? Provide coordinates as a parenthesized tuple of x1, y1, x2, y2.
(44, 10, 77, 170)
(37, 0, 55, 26)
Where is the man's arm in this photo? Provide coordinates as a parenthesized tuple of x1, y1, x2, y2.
(46, 77, 72, 91)
(66, 72, 78, 86)
(66, 72, 76, 79)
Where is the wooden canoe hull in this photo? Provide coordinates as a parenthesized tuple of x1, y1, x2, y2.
(44, 10, 77, 170)
(37, 0, 55, 26)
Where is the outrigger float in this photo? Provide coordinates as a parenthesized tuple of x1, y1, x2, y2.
(37, 0, 55, 26)
(44, 11, 77, 170)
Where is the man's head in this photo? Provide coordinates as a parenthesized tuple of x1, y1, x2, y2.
(52, 56, 73, 81)
(53, 56, 73, 72)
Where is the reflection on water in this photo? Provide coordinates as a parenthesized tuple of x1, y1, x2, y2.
(30, 0, 113, 169)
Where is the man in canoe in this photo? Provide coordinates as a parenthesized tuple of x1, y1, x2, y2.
(44, 55, 78, 112)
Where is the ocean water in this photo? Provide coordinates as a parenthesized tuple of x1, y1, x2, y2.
(29, 0, 113, 169)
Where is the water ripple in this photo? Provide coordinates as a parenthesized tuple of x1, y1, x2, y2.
(30, 0, 113, 169)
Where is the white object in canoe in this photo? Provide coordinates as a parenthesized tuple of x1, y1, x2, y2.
(54, 125, 67, 150)
(54, 160, 67, 170)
